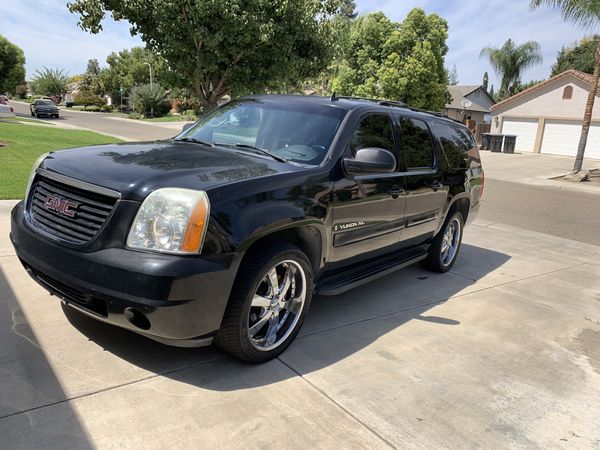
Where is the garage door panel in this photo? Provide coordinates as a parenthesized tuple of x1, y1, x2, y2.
(502, 118, 538, 152)
(541, 120, 600, 160)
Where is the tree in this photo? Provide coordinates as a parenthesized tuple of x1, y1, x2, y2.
(448, 65, 459, 85)
(480, 39, 543, 100)
(86, 58, 101, 75)
(552, 35, 599, 76)
(0, 35, 26, 95)
(79, 58, 105, 97)
(99, 47, 171, 102)
(531, 0, 600, 172)
(31, 67, 70, 97)
(338, 0, 357, 19)
(483, 71, 489, 91)
(131, 83, 167, 117)
(331, 9, 450, 111)
(489, 84, 495, 100)
(513, 79, 545, 95)
(68, 0, 341, 111)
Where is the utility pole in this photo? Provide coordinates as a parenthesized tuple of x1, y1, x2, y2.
(145, 62, 154, 117)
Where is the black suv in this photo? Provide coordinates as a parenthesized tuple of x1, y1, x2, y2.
(10, 95, 483, 362)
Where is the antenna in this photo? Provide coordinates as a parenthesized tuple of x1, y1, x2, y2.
(330, 91, 339, 102)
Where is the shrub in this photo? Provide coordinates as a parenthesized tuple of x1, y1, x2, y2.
(84, 106, 101, 112)
(131, 83, 166, 117)
(128, 112, 143, 120)
(73, 92, 106, 107)
(101, 104, 114, 112)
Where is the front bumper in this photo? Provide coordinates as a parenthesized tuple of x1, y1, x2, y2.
(10, 201, 237, 347)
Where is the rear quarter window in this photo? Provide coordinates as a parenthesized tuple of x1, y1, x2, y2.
(434, 123, 479, 169)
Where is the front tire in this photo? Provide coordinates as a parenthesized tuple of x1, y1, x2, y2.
(216, 243, 313, 363)
(422, 211, 464, 273)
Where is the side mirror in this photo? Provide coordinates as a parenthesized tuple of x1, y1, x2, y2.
(343, 148, 396, 175)
(181, 123, 194, 133)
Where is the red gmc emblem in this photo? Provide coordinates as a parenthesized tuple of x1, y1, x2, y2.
(43, 194, 80, 218)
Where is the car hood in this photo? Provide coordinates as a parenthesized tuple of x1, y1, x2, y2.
(40, 140, 298, 201)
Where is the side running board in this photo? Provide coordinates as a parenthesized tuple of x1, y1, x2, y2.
(316, 249, 427, 296)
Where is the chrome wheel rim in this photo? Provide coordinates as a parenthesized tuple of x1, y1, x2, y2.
(247, 260, 307, 352)
(440, 217, 461, 266)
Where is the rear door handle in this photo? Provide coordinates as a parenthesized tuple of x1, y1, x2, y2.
(389, 185, 405, 199)
(432, 180, 443, 192)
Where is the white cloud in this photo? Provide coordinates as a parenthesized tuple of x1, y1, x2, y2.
(0, 0, 141, 78)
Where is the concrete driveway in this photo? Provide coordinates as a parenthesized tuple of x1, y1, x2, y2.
(1, 200, 600, 449)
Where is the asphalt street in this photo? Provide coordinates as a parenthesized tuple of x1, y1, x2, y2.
(12, 101, 184, 141)
(480, 178, 600, 245)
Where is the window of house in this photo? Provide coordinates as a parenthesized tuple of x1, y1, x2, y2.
(563, 86, 573, 100)
(399, 118, 435, 169)
(348, 114, 396, 158)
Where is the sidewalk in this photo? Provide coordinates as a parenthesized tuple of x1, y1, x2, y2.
(481, 151, 600, 193)
(1, 198, 599, 448)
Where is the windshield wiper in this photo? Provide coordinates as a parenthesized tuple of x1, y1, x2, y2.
(176, 137, 214, 147)
(213, 142, 288, 163)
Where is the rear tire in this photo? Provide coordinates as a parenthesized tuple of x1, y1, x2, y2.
(216, 243, 313, 363)
(421, 211, 464, 273)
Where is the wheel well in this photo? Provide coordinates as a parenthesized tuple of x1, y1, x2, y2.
(450, 197, 470, 223)
(240, 226, 323, 273)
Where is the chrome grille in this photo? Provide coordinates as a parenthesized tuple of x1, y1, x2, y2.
(28, 175, 118, 244)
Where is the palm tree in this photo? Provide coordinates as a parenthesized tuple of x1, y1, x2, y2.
(480, 39, 543, 100)
(531, 0, 600, 173)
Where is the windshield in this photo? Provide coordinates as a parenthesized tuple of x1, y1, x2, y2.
(39, 100, 54, 105)
(177, 99, 347, 165)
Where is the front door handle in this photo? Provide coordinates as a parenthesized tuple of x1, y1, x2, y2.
(389, 185, 405, 199)
(432, 180, 443, 192)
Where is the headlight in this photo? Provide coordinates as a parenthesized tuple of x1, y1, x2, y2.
(24, 152, 49, 202)
(127, 188, 210, 254)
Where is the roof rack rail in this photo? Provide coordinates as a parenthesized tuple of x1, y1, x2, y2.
(377, 100, 409, 108)
(332, 95, 463, 123)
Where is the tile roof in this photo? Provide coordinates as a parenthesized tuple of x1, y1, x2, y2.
(491, 69, 595, 111)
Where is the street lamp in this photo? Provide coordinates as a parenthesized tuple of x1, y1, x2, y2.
(144, 62, 154, 117)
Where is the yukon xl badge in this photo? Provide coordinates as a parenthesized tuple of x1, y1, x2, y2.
(43, 194, 80, 218)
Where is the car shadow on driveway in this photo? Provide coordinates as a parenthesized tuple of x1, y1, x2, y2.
(0, 265, 94, 447)
(59, 243, 511, 391)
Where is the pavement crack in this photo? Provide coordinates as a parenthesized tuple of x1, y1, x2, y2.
(276, 357, 396, 449)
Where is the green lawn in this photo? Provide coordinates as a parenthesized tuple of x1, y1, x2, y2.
(0, 122, 121, 199)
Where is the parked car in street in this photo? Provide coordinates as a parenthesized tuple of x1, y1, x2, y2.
(30, 99, 60, 118)
(0, 103, 15, 118)
(10, 95, 484, 363)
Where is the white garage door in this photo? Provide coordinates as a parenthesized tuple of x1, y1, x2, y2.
(541, 120, 600, 160)
(502, 118, 539, 152)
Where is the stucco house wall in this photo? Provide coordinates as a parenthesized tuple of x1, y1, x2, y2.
(491, 74, 600, 134)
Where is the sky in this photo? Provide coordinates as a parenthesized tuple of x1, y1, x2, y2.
(0, 0, 597, 89)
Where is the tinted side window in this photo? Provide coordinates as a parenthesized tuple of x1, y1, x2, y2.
(399, 118, 434, 169)
(349, 114, 395, 157)
(435, 123, 476, 168)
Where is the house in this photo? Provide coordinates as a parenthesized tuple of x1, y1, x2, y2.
(444, 85, 495, 125)
(490, 69, 600, 160)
